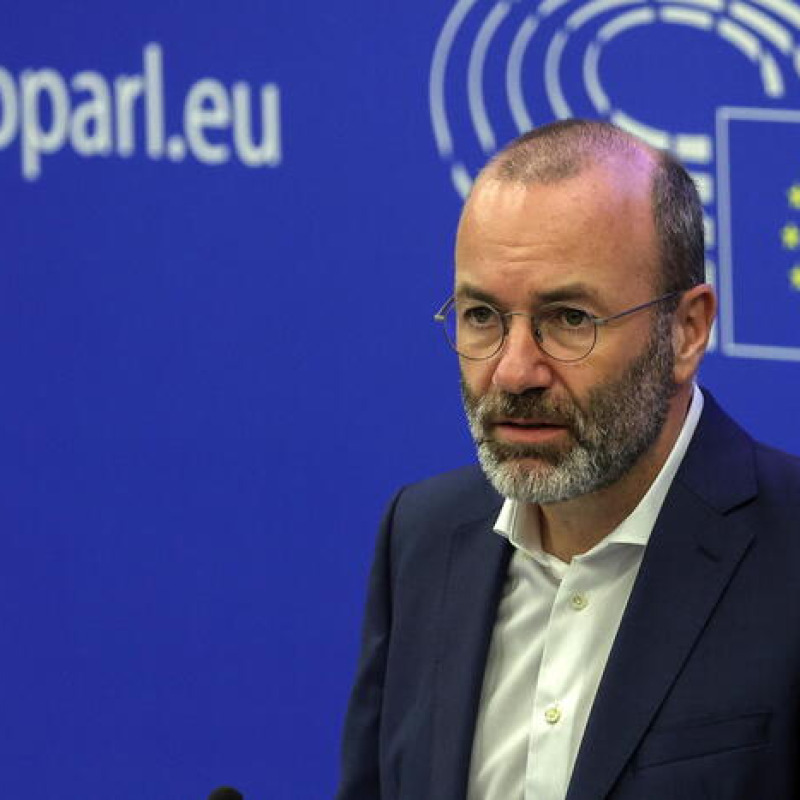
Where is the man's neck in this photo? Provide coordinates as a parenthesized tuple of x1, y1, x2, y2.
(537, 386, 694, 563)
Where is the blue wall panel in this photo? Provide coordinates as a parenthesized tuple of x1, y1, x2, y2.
(2, 2, 800, 797)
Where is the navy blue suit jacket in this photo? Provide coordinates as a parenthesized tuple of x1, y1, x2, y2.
(336, 394, 800, 799)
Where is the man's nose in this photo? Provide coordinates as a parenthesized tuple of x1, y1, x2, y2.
(491, 315, 555, 395)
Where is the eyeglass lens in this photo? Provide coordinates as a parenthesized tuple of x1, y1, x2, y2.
(442, 301, 597, 361)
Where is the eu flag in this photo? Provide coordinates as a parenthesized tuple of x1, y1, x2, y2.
(716, 107, 800, 361)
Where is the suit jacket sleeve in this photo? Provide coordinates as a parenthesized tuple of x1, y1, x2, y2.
(335, 490, 400, 800)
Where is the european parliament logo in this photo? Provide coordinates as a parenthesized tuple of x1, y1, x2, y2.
(429, 0, 800, 361)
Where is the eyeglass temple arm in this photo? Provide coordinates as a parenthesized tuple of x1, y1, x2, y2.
(433, 296, 455, 321)
(592, 291, 681, 327)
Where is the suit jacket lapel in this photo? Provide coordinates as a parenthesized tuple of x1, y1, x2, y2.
(566, 394, 758, 800)
(429, 509, 511, 800)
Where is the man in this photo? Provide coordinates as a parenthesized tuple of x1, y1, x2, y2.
(336, 120, 800, 800)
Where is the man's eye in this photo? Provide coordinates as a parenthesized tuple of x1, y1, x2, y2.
(462, 305, 499, 328)
(550, 307, 593, 329)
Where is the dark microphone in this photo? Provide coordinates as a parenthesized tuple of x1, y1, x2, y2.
(207, 788, 243, 800)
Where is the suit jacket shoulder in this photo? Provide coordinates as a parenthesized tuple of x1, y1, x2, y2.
(391, 464, 501, 531)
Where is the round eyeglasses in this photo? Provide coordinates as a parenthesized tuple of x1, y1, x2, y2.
(433, 292, 681, 363)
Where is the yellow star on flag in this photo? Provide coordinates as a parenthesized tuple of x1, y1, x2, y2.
(791, 266, 800, 291)
(781, 222, 800, 249)
(789, 185, 800, 209)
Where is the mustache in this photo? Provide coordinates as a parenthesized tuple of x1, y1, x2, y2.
(466, 389, 582, 429)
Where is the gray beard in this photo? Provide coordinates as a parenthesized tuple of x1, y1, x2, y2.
(462, 314, 677, 505)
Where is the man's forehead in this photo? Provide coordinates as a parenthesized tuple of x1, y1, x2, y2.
(458, 173, 653, 259)
(454, 157, 660, 296)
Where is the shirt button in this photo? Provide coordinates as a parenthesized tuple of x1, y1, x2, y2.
(544, 706, 561, 725)
(570, 592, 588, 611)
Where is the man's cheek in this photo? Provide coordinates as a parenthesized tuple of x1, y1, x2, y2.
(460, 362, 494, 398)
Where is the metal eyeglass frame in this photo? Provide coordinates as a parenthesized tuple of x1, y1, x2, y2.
(433, 290, 682, 362)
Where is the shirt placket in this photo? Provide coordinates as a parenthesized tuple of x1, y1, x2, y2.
(525, 558, 594, 800)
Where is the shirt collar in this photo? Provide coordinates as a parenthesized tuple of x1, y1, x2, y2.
(494, 384, 704, 564)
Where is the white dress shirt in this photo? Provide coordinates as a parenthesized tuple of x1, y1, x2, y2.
(467, 385, 703, 800)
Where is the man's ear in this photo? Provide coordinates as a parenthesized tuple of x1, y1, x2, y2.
(672, 284, 717, 385)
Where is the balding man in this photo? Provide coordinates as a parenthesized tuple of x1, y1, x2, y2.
(336, 120, 800, 800)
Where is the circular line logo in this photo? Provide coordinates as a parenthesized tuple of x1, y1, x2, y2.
(430, 0, 800, 196)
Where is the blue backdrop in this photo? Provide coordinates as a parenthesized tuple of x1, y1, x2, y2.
(3, 2, 800, 798)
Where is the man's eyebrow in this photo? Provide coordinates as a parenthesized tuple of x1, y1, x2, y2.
(454, 282, 603, 307)
(454, 284, 500, 305)
(536, 283, 602, 305)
